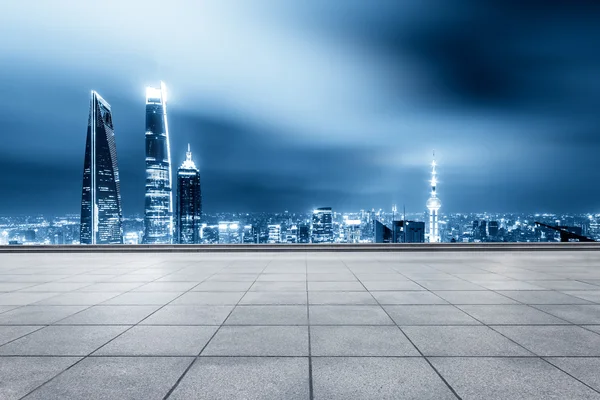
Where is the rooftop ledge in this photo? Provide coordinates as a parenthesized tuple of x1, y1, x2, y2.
(1, 242, 599, 253)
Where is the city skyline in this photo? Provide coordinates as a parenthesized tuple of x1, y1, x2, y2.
(1, 1, 600, 216)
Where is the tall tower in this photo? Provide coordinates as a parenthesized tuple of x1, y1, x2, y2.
(426, 152, 441, 243)
(143, 82, 173, 244)
(176, 144, 202, 244)
(80, 91, 123, 244)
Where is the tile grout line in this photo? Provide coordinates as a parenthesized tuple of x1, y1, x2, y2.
(161, 256, 275, 399)
(442, 264, 600, 396)
(341, 257, 464, 400)
(307, 251, 314, 400)
(15, 260, 217, 399)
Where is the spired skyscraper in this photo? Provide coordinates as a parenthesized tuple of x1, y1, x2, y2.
(80, 91, 123, 244)
(426, 152, 442, 243)
(176, 145, 202, 244)
(143, 82, 173, 244)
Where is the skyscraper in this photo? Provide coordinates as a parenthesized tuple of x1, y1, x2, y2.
(143, 82, 173, 244)
(176, 145, 202, 244)
(426, 153, 441, 243)
(80, 91, 123, 244)
(312, 207, 334, 243)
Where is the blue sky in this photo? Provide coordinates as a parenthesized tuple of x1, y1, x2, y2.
(1, 0, 599, 215)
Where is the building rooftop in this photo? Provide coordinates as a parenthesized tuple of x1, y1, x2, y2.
(1, 247, 600, 399)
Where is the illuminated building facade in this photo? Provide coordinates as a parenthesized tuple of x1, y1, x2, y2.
(268, 224, 282, 243)
(218, 222, 240, 244)
(312, 207, 334, 243)
(80, 91, 123, 244)
(176, 145, 201, 244)
(143, 82, 173, 244)
(426, 153, 442, 243)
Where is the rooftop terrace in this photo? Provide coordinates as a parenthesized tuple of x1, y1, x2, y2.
(1, 246, 600, 399)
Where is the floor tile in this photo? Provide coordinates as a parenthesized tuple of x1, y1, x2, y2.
(170, 291, 245, 305)
(530, 280, 600, 290)
(457, 305, 569, 325)
(403, 326, 532, 356)
(0, 325, 41, 346)
(168, 357, 309, 400)
(0, 305, 87, 325)
(493, 325, 600, 356)
(546, 357, 600, 392)
(561, 291, 600, 303)
(371, 291, 448, 305)
(35, 292, 121, 306)
(309, 291, 376, 305)
(56, 305, 160, 325)
(192, 282, 253, 292)
(310, 305, 393, 325)
(0, 325, 128, 356)
(431, 357, 600, 400)
(311, 326, 419, 356)
(0, 357, 81, 400)
(240, 291, 307, 305)
(308, 282, 366, 291)
(249, 281, 307, 291)
(133, 282, 199, 292)
(433, 291, 517, 304)
(534, 304, 600, 324)
(142, 305, 234, 325)
(202, 326, 308, 356)
(417, 281, 486, 291)
(94, 325, 217, 356)
(24, 357, 193, 400)
(312, 357, 457, 400)
(361, 281, 424, 291)
(497, 290, 592, 304)
(225, 305, 308, 325)
(384, 305, 480, 325)
(0, 292, 64, 306)
(101, 292, 180, 305)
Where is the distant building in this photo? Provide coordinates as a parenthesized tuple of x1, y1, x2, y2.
(426, 153, 441, 243)
(479, 221, 488, 238)
(374, 220, 392, 243)
(268, 225, 281, 243)
(242, 225, 257, 243)
(218, 222, 240, 244)
(144, 82, 173, 244)
(80, 91, 123, 244)
(343, 218, 362, 243)
(201, 224, 219, 244)
(392, 221, 425, 243)
(298, 224, 310, 243)
(286, 225, 298, 243)
(176, 145, 202, 244)
(489, 221, 499, 236)
(312, 207, 333, 243)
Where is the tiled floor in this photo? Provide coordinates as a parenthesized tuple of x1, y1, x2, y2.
(0, 250, 600, 399)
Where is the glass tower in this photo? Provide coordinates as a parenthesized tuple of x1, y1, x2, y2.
(176, 145, 202, 244)
(143, 82, 173, 244)
(80, 91, 123, 244)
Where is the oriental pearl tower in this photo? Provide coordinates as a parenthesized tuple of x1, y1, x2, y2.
(426, 152, 441, 243)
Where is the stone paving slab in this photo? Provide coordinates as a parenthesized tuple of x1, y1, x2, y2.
(1, 250, 600, 399)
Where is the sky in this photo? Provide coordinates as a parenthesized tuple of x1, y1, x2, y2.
(1, 0, 599, 215)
